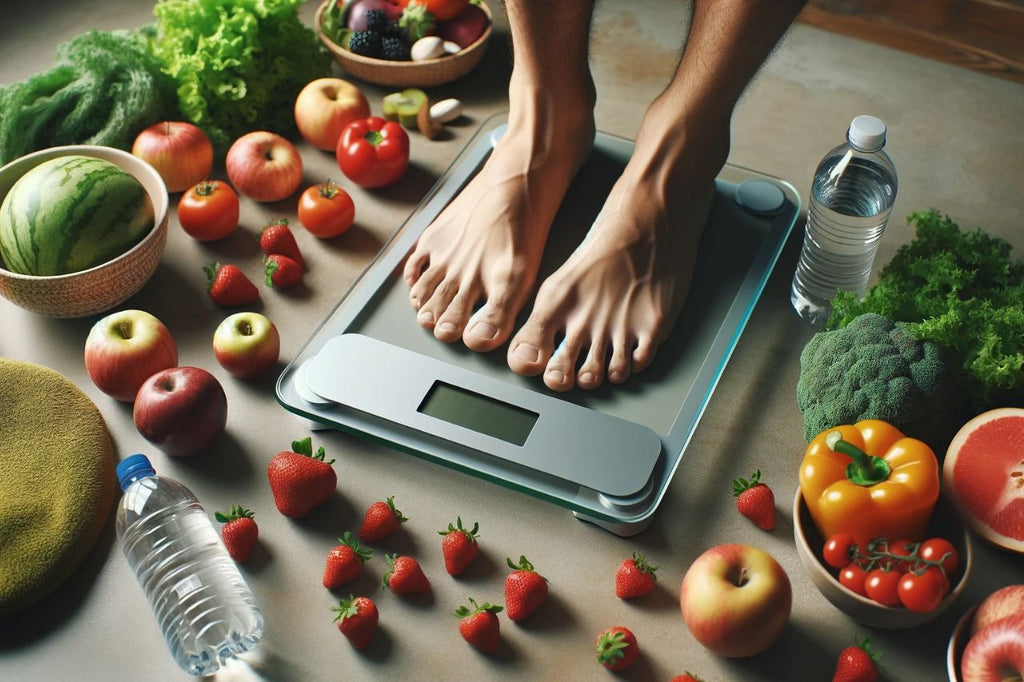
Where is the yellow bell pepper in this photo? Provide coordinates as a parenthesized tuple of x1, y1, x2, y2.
(799, 419, 939, 546)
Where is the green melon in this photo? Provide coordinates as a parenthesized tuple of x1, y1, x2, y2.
(0, 155, 154, 276)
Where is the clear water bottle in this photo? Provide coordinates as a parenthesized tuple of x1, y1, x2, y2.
(790, 115, 898, 325)
(115, 454, 264, 676)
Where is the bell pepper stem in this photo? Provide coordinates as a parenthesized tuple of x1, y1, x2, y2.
(825, 430, 892, 486)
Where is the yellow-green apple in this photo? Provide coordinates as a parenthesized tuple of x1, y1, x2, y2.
(84, 309, 178, 402)
(131, 121, 213, 193)
(294, 78, 371, 151)
(972, 585, 1024, 636)
(679, 543, 791, 658)
(133, 366, 227, 457)
(961, 615, 1024, 682)
(225, 131, 303, 202)
(213, 312, 281, 378)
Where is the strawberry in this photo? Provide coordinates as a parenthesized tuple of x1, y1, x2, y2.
(595, 626, 639, 671)
(438, 517, 480, 576)
(204, 261, 259, 307)
(266, 437, 337, 518)
(671, 674, 705, 682)
(214, 505, 258, 562)
(833, 638, 882, 682)
(332, 595, 379, 650)
(732, 469, 776, 531)
(264, 253, 302, 289)
(382, 553, 430, 595)
(259, 218, 304, 266)
(358, 496, 407, 542)
(454, 597, 502, 654)
(504, 555, 548, 622)
(615, 552, 658, 599)
(323, 531, 372, 589)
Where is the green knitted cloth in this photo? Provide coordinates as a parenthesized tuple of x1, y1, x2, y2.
(0, 358, 117, 616)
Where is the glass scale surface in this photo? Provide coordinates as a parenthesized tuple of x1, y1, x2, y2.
(276, 113, 800, 536)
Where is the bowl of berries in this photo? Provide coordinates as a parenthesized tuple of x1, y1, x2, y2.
(793, 489, 973, 629)
(316, 0, 493, 88)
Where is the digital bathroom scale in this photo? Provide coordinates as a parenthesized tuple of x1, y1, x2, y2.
(276, 112, 800, 536)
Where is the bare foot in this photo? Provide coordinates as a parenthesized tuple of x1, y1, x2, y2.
(403, 82, 595, 352)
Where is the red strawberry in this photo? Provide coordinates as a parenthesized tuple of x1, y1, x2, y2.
(266, 437, 337, 518)
(358, 496, 407, 542)
(732, 469, 776, 531)
(504, 555, 548, 622)
(438, 517, 480, 576)
(332, 595, 379, 650)
(615, 552, 658, 598)
(596, 626, 639, 671)
(259, 218, 304, 266)
(214, 505, 258, 562)
(671, 674, 705, 682)
(204, 262, 259, 307)
(264, 253, 302, 289)
(454, 597, 502, 654)
(382, 553, 430, 595)
(833, 638, 881, 682)
(323, 531, 372, 589)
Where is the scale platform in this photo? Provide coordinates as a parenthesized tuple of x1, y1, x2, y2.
(276, 113, 800, 536)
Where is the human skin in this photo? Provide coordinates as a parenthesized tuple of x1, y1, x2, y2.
(404, 0, 807, 391)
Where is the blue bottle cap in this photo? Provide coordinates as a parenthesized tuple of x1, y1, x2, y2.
(116, 454, 155, 491)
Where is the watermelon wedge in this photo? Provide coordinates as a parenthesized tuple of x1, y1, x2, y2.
(943, 407, 1024, 554)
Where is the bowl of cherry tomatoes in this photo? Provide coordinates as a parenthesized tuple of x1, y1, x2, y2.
(793, 490, 973, 629)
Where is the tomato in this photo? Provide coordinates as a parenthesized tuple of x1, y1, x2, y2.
(886, 539, 918, 572)
(336, 117, 410, 189)
(919, 538, 959, 576)
(838, 564, 869, 597)
(864, 568, 901, 606)
(177, 180, 239, 241)
(399, 0, 469, 21)
(823, 533, 857, 569)
(297, 180, 355, 238)
(897, 570, 946, 613)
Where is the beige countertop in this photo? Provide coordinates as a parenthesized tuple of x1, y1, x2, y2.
(1, 1, 1021, 680)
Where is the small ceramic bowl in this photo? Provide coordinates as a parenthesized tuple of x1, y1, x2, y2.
(315, 0, 493, 88)
(793, 489, 973, 629)
(0, 145, 168, 318)
(946, 605, 977, 682)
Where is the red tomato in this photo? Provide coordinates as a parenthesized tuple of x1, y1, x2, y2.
(398, 0, 469, 21)
(897, 570, 945, 613)
(336, 117, 410, 189)
(919, 538, 959, 576)
(177, 180, 239, 241)
(823, 533, 857, 569)
(886, 539, 918, 572)
(864, 568, 901, 607)
(297, 180, 355, 238)
(838, 564, 869, 597)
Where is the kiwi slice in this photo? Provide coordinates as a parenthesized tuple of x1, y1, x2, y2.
(382, 89, 429, 128)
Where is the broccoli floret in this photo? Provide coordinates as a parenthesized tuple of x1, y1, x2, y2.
(796, 313, 959, 450)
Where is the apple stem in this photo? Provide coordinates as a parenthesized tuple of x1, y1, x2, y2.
(117, 321, 133, 340)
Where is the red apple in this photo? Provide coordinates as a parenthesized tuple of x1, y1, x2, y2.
(225, 131, 303, 202)
(84, 309, 178, 402)
(212, 312, 281, 378)
(961, 615, 1024, 682)
(294, 78, 371, 151)
(131, 121, 214, 193)
(133, 366, 228, 457)
(973, 585, 1024, 636)
(679, 543, 791, 658)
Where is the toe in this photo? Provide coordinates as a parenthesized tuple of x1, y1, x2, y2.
(507, 320, 555, 377)
(544, 335, 582, 392)
(631, 334, 657, 374)
(409, 266, 444, 311)
(463, 287, 526, 352)
(576, 339, 607, 390)
(607, 334, 633, 384)
(402, 248, 429, 286)
(418, 278, 460, 336)
(434, 286, 479, 342)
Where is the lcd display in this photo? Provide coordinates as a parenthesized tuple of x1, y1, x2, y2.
(418, 381, 538, 446)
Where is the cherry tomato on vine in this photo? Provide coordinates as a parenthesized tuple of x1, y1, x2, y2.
(864, 568, 901, 607)
(886, 539, 917, 572)
(839, 564, 869, 597)
(177, 180, 239, 241)
(297, 180, 355, 238)
(897, 570, 946, 613)
(823, 533, 857, 569)
(919, 538, 959, 576)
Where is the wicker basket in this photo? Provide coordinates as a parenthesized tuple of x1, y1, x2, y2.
(0, 146, 169, 318)
(316, 0, 493, 88)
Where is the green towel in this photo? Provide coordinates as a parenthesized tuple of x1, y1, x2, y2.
(0, 358, 117, 617)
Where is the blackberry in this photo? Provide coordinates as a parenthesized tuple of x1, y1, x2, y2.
(348, 30, 383, 58)
(381, 35, 411, 61)
(363, 9, 389, 33)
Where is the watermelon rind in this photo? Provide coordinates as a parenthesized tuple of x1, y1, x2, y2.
(943, 407, 1024, 554)
(0, 155, 154, 276)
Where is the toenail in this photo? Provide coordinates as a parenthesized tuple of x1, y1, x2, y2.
(469, 321, 497, 340)
(437, 322, 457, 334)
(513, 344, 541, 363)
(547, 370, 565, 384)
(609, 370, 624, 382)
(418, 310, 435, 324)
(580, 372, 595, 384)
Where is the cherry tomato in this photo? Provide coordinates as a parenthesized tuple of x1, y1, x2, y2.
(297, 180, 355, 238)
(177, 180, 239, 241)
(886, 539, 918, 573)
(336, 116, 410, 189)
(897, 570, 945, 613)
(919, 538, 959, 576)
(839, 564, 869, 597)
(864, 568, 901, 607)
(398, 0, 469, 21)
(823, 533, 857, 569)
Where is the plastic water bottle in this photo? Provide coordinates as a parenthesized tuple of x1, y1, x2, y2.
(115, 454, 264, 676)
(790, 115, 898, 325)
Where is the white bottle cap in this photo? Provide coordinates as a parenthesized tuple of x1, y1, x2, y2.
(847, 115, 887, 152)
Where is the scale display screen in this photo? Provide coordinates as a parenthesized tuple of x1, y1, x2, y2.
(418, 381, 538, 446)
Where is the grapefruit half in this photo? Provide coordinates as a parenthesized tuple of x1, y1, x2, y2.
(943, 407, 1024, 554)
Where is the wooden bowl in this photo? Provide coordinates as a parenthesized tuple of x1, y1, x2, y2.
(0, 146, 168, 318)
(793, 489, 973, 629)
(315, 0, 493, 88)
